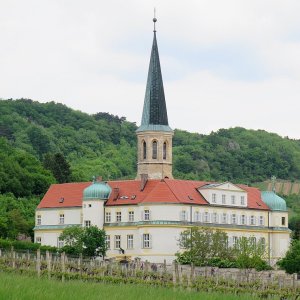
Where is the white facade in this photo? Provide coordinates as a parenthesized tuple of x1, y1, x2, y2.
(35, 196, 290, 264)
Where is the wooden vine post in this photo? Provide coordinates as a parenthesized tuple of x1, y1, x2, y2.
(46, 250, 51, 279)
(61, 252, 65, 282)
(36, 249, 41, 278)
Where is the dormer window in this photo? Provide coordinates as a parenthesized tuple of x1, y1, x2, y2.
(152, 141, 157, 159)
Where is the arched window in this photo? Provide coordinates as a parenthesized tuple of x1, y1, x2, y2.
(163, 142, 167, 160)
(152, 141, 157, 159)
(143, 141, 146, 159)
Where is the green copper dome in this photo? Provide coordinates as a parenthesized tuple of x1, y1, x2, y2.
(83, 181, 111, 201)
(261, 191, 287, 211)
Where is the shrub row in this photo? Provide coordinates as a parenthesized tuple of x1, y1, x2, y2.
(0, 239, 57, 252)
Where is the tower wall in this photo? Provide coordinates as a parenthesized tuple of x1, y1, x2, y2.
(136, 130, 173, 179)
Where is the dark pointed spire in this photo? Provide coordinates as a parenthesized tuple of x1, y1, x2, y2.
(137, 17, 172, 132)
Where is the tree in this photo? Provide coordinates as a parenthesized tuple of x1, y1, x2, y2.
(233, 236, 269, 270)
(177, 227, 232, 266)
(59, 226, 84, 255)
(277, 240, 300, 274)
(177, 228, 270, 270)
(81, 226, 106, 257)
(59, 226, 106, 257)
(44, 153, 71, 183)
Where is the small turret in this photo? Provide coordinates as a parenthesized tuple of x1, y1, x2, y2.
(82, 177, 111, 228)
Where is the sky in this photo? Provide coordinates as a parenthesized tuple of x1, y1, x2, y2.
(1, 0, 300, 139)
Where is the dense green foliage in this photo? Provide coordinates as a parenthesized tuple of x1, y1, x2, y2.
(1, 99, 300, 184)
(177, 227, 271, 270)
(277, 240, 300, 274)
(0, 193, 41, 239)
(0, 99, 300, 240)
(0, 137, 54, 197)
(59, 226, 106, 257)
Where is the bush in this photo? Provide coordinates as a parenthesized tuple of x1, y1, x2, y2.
(0, 238, 57, 252)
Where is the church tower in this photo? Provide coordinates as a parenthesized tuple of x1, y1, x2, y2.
(136, 17, 173, 180)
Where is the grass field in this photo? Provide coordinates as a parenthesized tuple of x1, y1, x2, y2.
(0, 272, 261, 300)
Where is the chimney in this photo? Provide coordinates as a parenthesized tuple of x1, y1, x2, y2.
(112, 187, 119, 201)
(140, 174, 148, 191)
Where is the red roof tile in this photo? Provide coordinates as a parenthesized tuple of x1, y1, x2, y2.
(37, 179, 270, 210)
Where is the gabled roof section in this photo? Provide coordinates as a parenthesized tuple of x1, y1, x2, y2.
(199, 181, 246, 192)
(37, 182, 90, 209)
(136, 28, 172, 133)
(37, 180, 270, 210)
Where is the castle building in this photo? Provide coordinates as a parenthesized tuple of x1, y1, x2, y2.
(34, 19, 290, 264)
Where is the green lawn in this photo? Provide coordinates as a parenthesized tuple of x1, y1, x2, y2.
(0, 272, 260, 300)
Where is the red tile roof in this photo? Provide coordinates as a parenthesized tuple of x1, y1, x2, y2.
(38, 179, 270, 210)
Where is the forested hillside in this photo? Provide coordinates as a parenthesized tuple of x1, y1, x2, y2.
(1, 98, 300, 239)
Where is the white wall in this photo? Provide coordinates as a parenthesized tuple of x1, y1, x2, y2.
(36, 208, 81, 226)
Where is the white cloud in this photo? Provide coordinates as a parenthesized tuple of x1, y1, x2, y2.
(0, 0, 300, 138)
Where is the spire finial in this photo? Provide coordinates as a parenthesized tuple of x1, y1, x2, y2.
(153, 8, 157, 32)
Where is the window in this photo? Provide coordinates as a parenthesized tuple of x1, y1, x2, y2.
(250, 216, 255, 225)
(204, 212, 209, 222)
(128, 211, 134, 222)
(37, 215, 41, 225)
(59, 214, 64, 224)
(231, 195, 236, 205)
(144, 210, 150, 221)
(259, 216, 264, 226)
(222, 195, 226, 204)
(142, 233, 151, 248)
(241, 215, 246, 225)
(282, 217, 286, 226)
(127, 235, 133, 249)
(105, 212, 111, 223)
(231, 214, 237, 224)
(194, 211, 200, 222)
(105, 235, 110, 249)
(240, 196, 245, 205)
(180, 211, 187, 221)
(57, 238, 64, 248)
(163, 142, 167, 159)
(212, 212, 218, 223)
(84, 220, 91, 227)
(116, 212, 122, 222)
(212, 193, 217, 203)
(222, 213, 227, 224)
(36, 237, 41, 244)
(152, 141, 157, 159)
(114, 235, 121, 249)
(143, 141, 147, 159)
